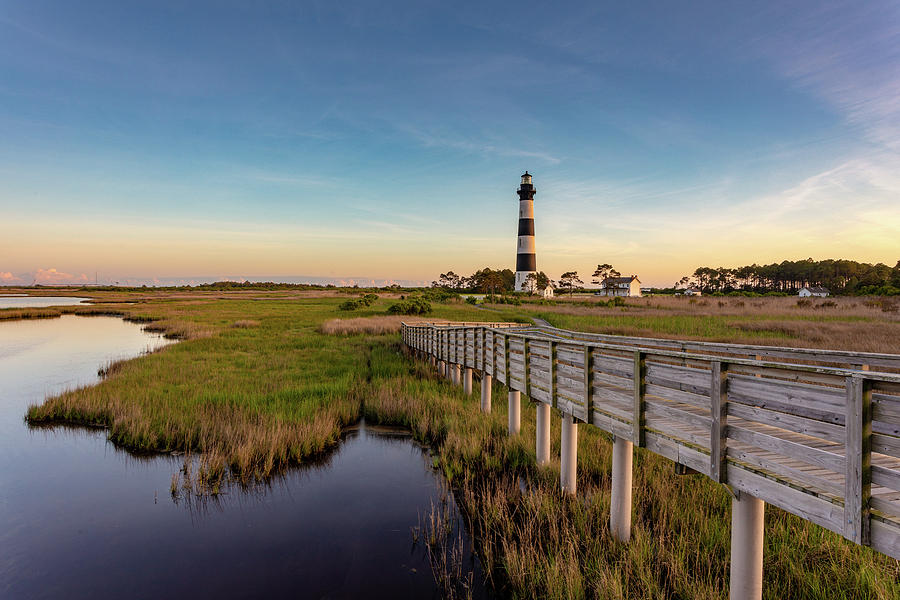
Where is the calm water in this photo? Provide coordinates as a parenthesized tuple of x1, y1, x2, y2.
(0, 296, 90, 309)
(0, 315, 488, 599)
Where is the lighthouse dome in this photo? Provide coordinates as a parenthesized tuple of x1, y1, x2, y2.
(521, 172, 532, 185)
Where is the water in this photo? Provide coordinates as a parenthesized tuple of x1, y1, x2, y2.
(0, 315, 489, 599)
(0, 296, 90, 309)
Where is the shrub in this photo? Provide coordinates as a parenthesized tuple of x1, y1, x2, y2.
(387, 296, 432, 315)
(339, 293, 378, 311)
(339, 300, 362, 311)
(422, 289, 460, 303)
(465, 296, 478, 305)
(491, 295, 522, 306)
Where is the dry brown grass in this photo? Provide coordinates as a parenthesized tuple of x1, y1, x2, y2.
(319, 315, 446, 335)
(532, 295, 900, 320)
(732, 320, 900, 353)
(504, 295, 900, 354)
(231, 319, 261, 328)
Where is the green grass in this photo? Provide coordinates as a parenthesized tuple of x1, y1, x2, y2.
(18, 291, 900, 598)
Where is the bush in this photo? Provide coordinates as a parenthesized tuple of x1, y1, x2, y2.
(339, 300, 362, 311)
(490, 295, 522, 306)
(609, 297, 626, 307)
(387, 296, 432, 315)
(465, 296, 478, 305)
(339, 293, 378, 312)
(422, 289, 460, 303)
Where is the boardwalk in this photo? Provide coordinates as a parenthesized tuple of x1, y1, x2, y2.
(401, 321, 900, 600)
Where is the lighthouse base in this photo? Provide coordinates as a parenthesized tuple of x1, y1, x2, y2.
(515, 270, 536, 292)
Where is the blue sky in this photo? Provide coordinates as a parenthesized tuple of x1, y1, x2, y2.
(1, 1, 897, 287)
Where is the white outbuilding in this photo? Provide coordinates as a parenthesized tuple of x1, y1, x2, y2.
(597, 275, 642, 297)
(799, 286, 830, 297)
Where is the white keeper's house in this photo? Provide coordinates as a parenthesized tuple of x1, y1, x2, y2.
(798, 286, 830, 297)
(598, 275, 642, 297)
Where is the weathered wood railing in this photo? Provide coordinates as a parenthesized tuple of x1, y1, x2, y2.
(533, 323, 900, 372)
(401, 321, 900, 600)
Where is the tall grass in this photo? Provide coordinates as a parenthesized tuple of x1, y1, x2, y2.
(17, 290, 900, 597)
(364, 344, 900, 599)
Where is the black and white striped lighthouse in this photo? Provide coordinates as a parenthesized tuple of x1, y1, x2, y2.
(514, 172, 537, 292)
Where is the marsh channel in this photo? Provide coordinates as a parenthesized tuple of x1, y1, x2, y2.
(0, 312, 490, 599)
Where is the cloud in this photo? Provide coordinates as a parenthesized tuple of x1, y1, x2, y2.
(33, 268, 89, 284)
(756, 3, 900, 151)
(0, 271, 24, 283)
(396, 124, 562, 165)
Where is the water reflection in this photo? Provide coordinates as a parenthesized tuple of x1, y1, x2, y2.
(0, 315, 489, 599)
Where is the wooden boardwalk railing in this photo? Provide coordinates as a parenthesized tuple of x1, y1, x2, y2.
(401, 321, 900, 600)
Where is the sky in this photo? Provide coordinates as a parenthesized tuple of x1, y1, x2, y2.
(1, 1, 898, 288)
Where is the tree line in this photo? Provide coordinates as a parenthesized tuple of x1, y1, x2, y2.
(431, 268, 595, 295)
(432, 268, 549, 294)
(677, 258, 900, 295)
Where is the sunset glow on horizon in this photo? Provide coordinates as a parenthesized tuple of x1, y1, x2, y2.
(2, 2, 898, 288)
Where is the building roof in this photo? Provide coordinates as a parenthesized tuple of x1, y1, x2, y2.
(802, 286, 830, 293)
(601, 275, 641, 285)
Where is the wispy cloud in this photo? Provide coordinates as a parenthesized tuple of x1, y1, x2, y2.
(395, 124, 562, 165)
(756, 3, 900, 151)
(32, 268, 89, 284)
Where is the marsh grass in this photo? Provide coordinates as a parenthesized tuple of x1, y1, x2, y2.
(319, 315, 438, 335)
(15, 290, 900, 598)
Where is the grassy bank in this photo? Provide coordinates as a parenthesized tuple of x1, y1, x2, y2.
(23, 293, 488, 485)
(13, 291, 900, 598)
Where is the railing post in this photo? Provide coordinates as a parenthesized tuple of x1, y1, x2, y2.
(479, 327, 485, 372)
(524, 339, 531, 398)
(610, 435, 633, 542)
(710, 361, 729, 482)
(560, 412, 578, 494)
(633, 350, 646, 447)
(550, 341, 558, 408)
(487, 329, 494, 378)
(730, 492, 764, 600)
(844, 375, 872, 545)
(583, 345, 592, 420)
(452, 329, 461, 385)
(430, 327, 436, 367)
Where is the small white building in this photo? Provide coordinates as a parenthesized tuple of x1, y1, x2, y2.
(597, 275, 642, 297)
(683, 288, 702, 296)
(540, 285, 554, 299)
(799, 286, 830, 298)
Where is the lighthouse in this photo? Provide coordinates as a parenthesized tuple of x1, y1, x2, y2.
(514, 171, 537, 292)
